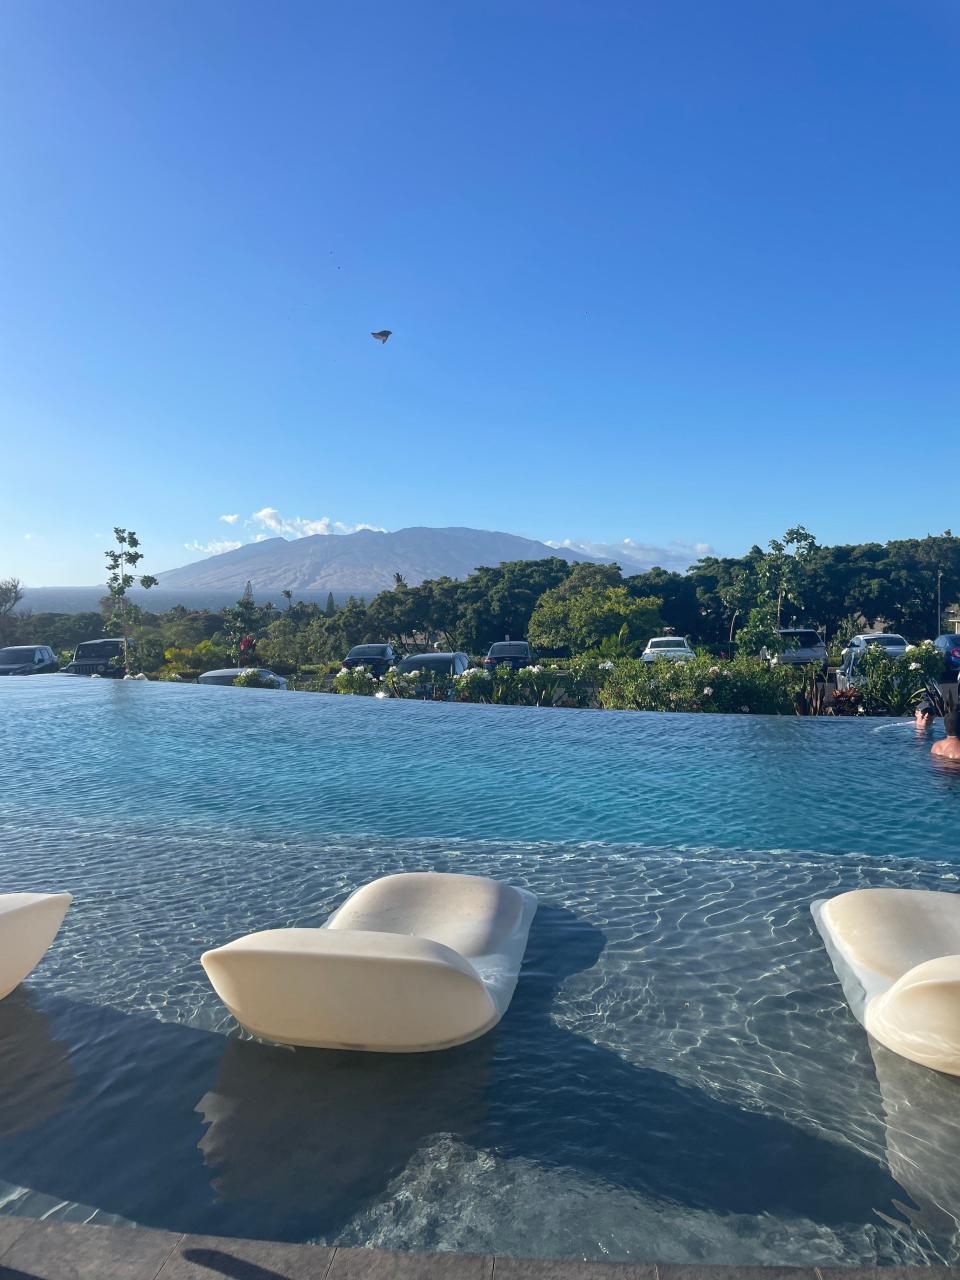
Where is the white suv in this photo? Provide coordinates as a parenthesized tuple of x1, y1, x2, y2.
(642, 636, 695, 663)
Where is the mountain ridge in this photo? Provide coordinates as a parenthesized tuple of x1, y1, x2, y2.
(155, 526, 605, 593)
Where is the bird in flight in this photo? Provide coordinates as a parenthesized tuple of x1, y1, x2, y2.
(371, 330, 392, 344)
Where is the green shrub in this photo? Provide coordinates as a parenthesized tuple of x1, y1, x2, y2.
(599, 654, 796, 714)
(332, 667, 380, 696)
(233, 669, 282, 689)
(856, 641, 942, 715)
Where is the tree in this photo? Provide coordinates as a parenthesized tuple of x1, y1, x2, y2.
(625, 568, 702, 639)
(324, 592, 337, 618)
(0, 577, 24, 642)
(455, 558, 575, 652)
(281, 589, 293, 611)
(104, 530, 158, 673)
(223, 582, 263, 666)
(529, 583, 663, 655)
(756, 525, 817, 627)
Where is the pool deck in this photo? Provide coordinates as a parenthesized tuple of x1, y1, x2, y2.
(0, 1220, 956, 1280)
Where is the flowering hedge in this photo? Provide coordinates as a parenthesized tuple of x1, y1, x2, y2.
(598, 654, 797, 715)
(454, 663, 601, 708)
(328, 646, 946, 716)
(332, 666, 380, 695)
(854, 640, 942, 715)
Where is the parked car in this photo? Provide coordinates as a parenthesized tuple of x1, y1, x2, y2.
(59, 638, 129, 677)
(641, 636, 695, 663)
(765, 628, 828, 670)
(839, 633, 910, 667)
(341, 643, 396, 676)
(198, 668, 288, 688)
(483, 640, 533, 672)
(933, 633, 960, 679)
(394, 651, 470, 698)
(0, 645, 59, 675)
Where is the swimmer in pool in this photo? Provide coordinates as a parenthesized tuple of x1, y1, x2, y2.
(931, 702, 960, 761)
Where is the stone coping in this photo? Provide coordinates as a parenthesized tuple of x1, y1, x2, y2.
(0, 1218, 953, 1280)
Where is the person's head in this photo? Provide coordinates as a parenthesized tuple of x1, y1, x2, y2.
(945, 704, 960, 738)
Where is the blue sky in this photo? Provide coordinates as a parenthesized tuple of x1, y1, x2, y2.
(2, 0, 958, 584)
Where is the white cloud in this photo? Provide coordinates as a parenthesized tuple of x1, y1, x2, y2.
(185, 539, 243, 556)
(547, 537, 714, 573)
(23, 533, 34, 541)
(219, 513, 240, 525)
(250, 507, 384, 538)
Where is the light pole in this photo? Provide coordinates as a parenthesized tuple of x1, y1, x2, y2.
(937, 568, 943, 637)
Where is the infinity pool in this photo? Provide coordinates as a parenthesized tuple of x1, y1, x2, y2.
(3, 678, 960, 1266)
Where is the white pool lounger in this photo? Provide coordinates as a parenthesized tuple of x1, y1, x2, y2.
(202, 872, 538, 1052)
(0, 892, 73, 999)
(813, 888, 960, 1076)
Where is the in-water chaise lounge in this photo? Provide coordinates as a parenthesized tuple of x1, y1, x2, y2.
(812, 887, 960, 1076)
(0, 892, 73, 999)
(201, 871, 537, 1052)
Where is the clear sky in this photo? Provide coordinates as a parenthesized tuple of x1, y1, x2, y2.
(2, 0, 958, 584)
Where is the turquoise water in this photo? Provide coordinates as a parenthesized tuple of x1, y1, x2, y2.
(3, 678, 960, 1265)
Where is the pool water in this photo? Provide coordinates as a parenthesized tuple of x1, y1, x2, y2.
(3, 678, 960, 1266)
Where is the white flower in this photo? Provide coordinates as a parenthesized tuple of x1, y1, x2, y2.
(740, 705, 750, 712)
(708, 666, 720, 677)
(374, 690, 388, 699)
(909, 662, 920, 670)
(407, 669, 420, 677)
(599, 660, 614, 670)
(703, 686, 714, 696)
(354, 664, 365, 672)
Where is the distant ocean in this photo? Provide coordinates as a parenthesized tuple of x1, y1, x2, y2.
(14, 586, 364, 615)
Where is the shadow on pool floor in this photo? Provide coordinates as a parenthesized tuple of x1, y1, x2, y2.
(0, 906, 921, 1247)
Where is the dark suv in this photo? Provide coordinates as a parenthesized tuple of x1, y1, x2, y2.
(60, 638, 129, 677)
(341, 643, 397, 676)
(0, 645, 59, 675)
(483, 640, 533, 672)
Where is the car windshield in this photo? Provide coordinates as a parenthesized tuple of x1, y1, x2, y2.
(649, 639, 685, 649)
(396, 655, 454, 674)
(781, 631, 822, 648)
(76, 641, 124, 658)
(0, 648, 36, 663)
(866, 635, 906, 647)
(348, 645, 389, 657)
(489, 643, 529, 657)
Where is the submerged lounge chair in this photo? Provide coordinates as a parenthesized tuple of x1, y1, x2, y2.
(0, 892, 72, 999)
(813, 888, 960, 1076)
(202, 872, 537, 1052)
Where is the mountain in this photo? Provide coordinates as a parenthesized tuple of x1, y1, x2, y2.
(156, 527, 605, 595)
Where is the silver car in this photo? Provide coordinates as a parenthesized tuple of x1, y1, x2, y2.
(198, 668, 288, 689)
(836, 633, 910, 691)
(766, 628, 827, 669)
(839, 632, 909, 665)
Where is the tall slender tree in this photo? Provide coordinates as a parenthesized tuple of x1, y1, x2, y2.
(104, 529, 158, 673)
